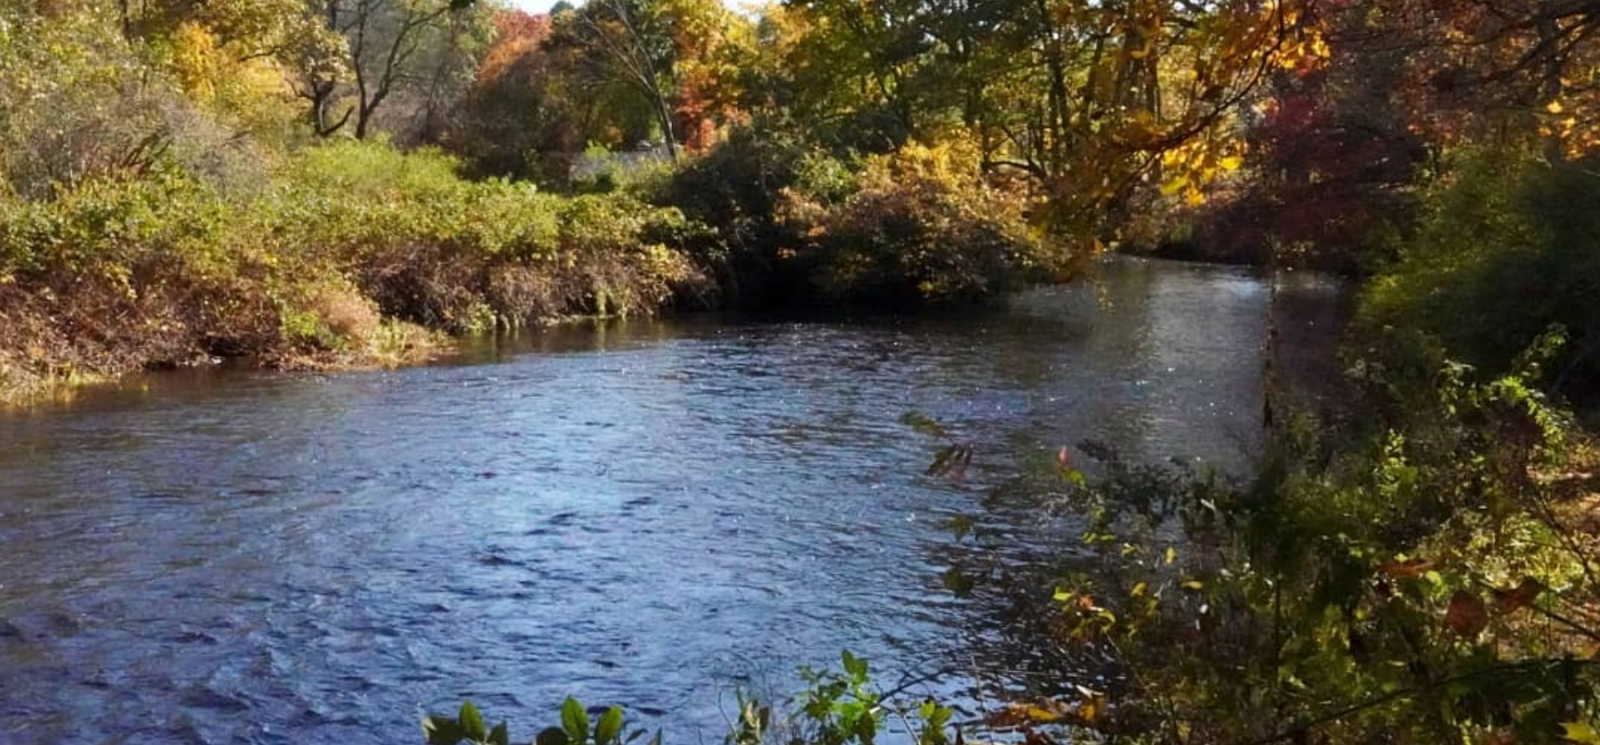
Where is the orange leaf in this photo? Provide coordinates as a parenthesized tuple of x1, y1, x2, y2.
(1381, 558, 1434, 578)
(985, 700, 1072, 729)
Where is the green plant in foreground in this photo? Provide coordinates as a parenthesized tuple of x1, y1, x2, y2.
(424, 653, 956, 745)
(424, 697, 657, 745)
(791, 650, 955, 745)
(794, 651, 883, 745)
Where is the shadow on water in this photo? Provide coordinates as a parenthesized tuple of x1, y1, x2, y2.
(0, 258, 1348, 744)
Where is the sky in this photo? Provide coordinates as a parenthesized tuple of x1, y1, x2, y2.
(504, 0, 562, 13)
(500, 0, 745, 16)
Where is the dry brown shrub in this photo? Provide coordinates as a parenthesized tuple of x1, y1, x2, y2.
(353, 242, 492, 332)
(311, 281, 383, 346)
(486, 264, 562, 325)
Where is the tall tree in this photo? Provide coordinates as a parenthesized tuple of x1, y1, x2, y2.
(449, 10, 586, 180)
(292, 0, 479, 138)
(550, 0, 682, 157)
(547, 0, 746, 158)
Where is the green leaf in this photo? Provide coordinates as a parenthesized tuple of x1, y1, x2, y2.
(595, 706, 624, 745)
(423, 715, 466, 745)
(537, 726, 572, 745)
(841, 650, 867, 679)
(562, 697, 590, 744)
(899, 411, 948, 438)
(460, 702, 489, 742)
(854, 710, 877, 744)
(489, 722, 510, 745)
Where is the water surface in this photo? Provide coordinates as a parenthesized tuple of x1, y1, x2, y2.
(0, 259, 1346, 744)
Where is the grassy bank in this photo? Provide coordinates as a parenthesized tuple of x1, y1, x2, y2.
(0, 142, 710, 406)
(0, 135, 1077, 406)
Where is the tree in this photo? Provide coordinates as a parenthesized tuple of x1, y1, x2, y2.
(550, 0, 683, 157)
(1376, 0, 1600, 160)
(546, 0, 746, 158)
(291, 0, 480, 138)
(448, 10, 586, 181)
(769, 0, 1328, 239)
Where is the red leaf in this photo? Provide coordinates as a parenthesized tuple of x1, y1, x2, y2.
(1493, 577, 1543, 614)
(1446, 590, 1488, 637)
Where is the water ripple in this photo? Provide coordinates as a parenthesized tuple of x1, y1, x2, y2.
(0, 260, 1346, 744)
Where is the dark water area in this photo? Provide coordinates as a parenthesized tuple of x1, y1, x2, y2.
(0, 259, 1349, 744)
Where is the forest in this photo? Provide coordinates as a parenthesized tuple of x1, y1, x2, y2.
(7, 0, 1600, 742)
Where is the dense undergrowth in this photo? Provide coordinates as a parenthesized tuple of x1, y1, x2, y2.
(0, 143, 710, 402)
(908, 153, 1600, 743)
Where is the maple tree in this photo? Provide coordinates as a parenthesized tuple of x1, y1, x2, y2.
(546, 0, 748, 158)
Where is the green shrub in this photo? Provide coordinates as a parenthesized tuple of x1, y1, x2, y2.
(250, 141, 702, 331)
(940, 331, 1597, 743)
(791, 139, 1068, 303)
(1359, 151, 1600, 405)
(420, 653, 957, 745)
(653, 128, 834, 303)
(422, 698, 652, 745)
(660, 129, 1073, 306)
(0, 138, 710, 402)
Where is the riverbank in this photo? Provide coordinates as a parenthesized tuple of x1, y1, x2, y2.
(1, 137, 1077, 408)
(0, 262, 1302, 743)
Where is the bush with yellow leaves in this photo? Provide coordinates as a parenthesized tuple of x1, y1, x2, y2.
(783, 137, 1073, 304)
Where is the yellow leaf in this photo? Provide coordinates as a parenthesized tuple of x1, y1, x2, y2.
(1548, 100, 1565, 114)
(1219, 155, 1244, 171)
(1024, 704, 1063, 722)
(1131, 582, 1147, 597)
(1181, 580, 1204, 591)
(1159, 177, 1188, 197)
(1077, 698, 1099, 723)
(1165, 547, 1177, 565)
(1561, 721, 1600, 743)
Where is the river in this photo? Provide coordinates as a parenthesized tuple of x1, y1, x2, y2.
(0, 259, 1347, 744)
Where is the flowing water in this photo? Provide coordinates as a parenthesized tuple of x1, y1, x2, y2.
(0, 259, 1347, 744)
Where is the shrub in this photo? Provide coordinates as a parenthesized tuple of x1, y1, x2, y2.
(0, 138, 710, 403)
(931, 329, 1597, 743)
(254, 141, 703, 331)
(0, 6, 224, 199)
(653, 128, 834, 304)
(660, 130, 1075, 306)
(789, 138, 1068, 304)
(1358, 151, 1600, 407)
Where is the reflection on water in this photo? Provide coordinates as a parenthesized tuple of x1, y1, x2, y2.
(0, 259, 1345, 744)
